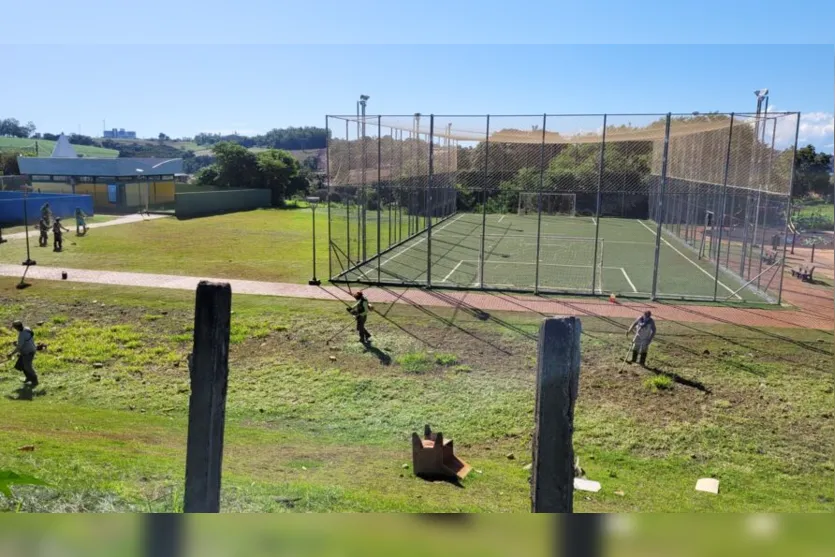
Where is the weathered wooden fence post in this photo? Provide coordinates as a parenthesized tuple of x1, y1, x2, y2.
(531, 316, 581, 513)
(143, 514, 183, 557)
(184, 281, 232, 513)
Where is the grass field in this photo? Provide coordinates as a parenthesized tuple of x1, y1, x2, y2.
(0, 137, 119, 158)
(0, 279, 832, 512)
(0, 209, 330, 284)
(1, 214, 120, 237)
(342, 212, 768, 302)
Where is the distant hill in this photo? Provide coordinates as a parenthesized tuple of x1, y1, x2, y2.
(0, 136, 119, 158)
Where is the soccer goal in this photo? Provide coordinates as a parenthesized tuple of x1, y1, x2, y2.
(517, 192, 576, 217)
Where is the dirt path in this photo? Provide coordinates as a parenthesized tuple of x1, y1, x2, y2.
(1, 263, 831, 331)
(2, 214, 168, 241)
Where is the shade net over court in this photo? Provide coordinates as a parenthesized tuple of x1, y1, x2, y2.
(325, 113, 799, 303)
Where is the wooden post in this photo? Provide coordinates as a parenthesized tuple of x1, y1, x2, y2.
(184, 281, 232, 513)
(531, 316, 582, 513)
(143, 514, 183, 557)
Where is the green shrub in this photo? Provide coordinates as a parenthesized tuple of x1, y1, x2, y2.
(396, 352, 433, 373)
(643, 375, 673, 392)
(434, 353, 458, 366)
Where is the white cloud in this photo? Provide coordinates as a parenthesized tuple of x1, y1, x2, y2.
(772, 111, 834, 151)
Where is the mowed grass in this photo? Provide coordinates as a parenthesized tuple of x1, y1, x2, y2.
(0, 278, 832, 512)
(0, 137, 119, 158)
(0, 209, 334, 284)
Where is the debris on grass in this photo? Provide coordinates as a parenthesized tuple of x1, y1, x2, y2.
(17, 445, 35, 452)
(695, 478, 720, 494)
(574, 478, 601, 493)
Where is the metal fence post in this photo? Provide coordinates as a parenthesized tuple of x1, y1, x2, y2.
(534, 114, 547, 294)
(713, 113, 736, 301)
(776, 113, 801, 305)
(345, 119, 351, 266)
(591, 115, 607, 294)
(479, 115, 490, 288)
(650, 113, 672, 301)
(325, 117, 333, 279)
(426, 114, 435, 287)
(757, 118, 778, 290)
(377, 116, 382, 283)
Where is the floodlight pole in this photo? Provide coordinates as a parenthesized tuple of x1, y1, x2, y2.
(307, 197, 321, 286)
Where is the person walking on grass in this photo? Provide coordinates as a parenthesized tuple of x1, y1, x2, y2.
(346, 291, 373, 344)
(7, 320, 38, 388)
(75, 208, 88, 236)
(625, 310, 656, 367)
(38, 216, 50, 247)
(40, 202, 52, 226)
(52, 217, 69, 252)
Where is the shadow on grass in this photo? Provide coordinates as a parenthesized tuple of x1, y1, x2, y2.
(645, 366, 711, 394)
(363, 342, 392, 365)
(5, 385, 47, 401)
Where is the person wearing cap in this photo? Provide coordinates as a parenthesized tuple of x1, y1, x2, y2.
(52, 217, 69, 252)
(7, 320, 38, 387)
(346, 291, 372, 344)
(626, 310, 657, 367)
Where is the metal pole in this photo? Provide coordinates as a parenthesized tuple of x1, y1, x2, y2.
(426, 115, 434, 287)
(361, 101, 367, 262)
(650, 114, 672, 301)
(713, 114, 736, 301)
(479, 115, 490, 288)
(377, 115, 382, 283)
(756, 118, 778, 289)
(326, 117, 333, 279)
(534, 114, 547, 294)
(777, 113, 801, 306)
(309, 205, 320, 285)
(591, 115, 607, 294)
(345, 119, 351, 266)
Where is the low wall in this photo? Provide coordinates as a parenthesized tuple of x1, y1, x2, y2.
(174, 188, 271, 219)
(0, 192, 95, 226)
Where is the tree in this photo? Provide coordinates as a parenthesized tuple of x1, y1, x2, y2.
(256, 149, 304, 205)
(212, 142, 260, 189)
(793, 145, 833, 198)
(24, 121, 36, 138)
(158, 132, 171, 142)
(194, 165, 220, 186)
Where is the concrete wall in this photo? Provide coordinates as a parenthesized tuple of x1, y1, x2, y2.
(174, 188, 271, 219)
(0, 192, 94, 226)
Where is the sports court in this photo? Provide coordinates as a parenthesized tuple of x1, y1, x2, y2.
(340, 211, 765, 302)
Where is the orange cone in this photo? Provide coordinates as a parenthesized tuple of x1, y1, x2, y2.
(609, 293, 617, 304)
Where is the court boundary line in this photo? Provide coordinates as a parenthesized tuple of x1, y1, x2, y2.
(620, 268, 638, 292)
(636, 219, 742, 300)
(379, 213, 466, 268)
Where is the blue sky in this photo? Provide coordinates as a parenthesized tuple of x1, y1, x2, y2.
(5, 44, 832, 151)
(3, 2, 833, 152)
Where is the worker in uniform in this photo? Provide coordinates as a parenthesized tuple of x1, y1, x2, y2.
(347, 291, 372, 344)
(38, 216, 50, 247)
(52, 217, 69, 252)
(8, 320, 39, 387)
(626, 310, 657, 367)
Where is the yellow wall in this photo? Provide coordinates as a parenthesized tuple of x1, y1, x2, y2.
(75, 183, 111, 208)
(150, 181, 175, 205)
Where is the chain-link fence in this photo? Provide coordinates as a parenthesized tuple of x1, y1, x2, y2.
(325, 112, 799, 303)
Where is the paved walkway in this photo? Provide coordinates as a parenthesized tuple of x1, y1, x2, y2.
(1, 263, 831, 331)
(2, 214, 168, 241)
